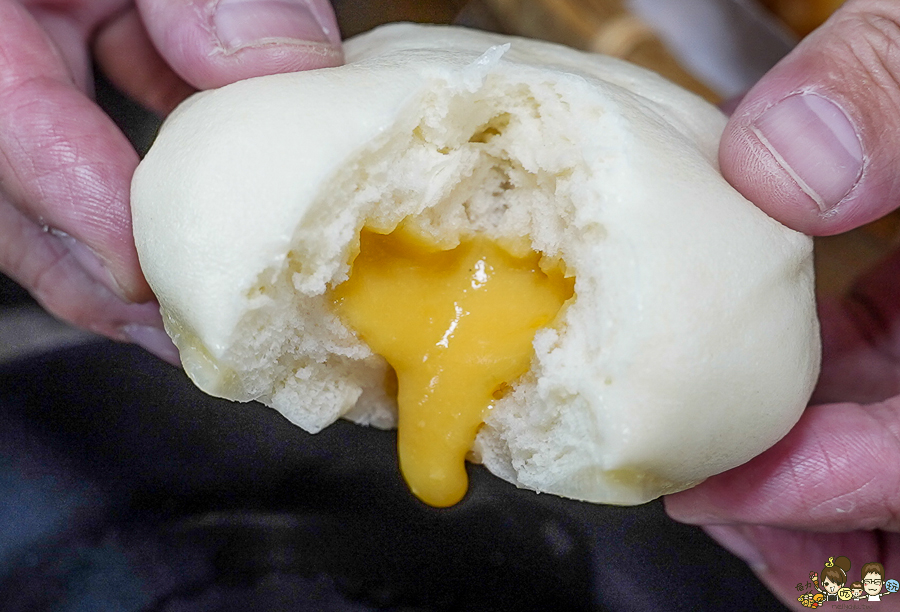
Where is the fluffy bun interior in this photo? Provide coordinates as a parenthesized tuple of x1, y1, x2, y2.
(225, 65, 591, 434)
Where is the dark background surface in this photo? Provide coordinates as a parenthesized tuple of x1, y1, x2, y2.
(0, 337, 788, 611)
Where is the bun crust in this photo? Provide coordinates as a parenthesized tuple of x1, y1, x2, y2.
(132, 23, 820, 505)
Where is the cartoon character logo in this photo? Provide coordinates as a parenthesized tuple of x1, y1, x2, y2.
(860, 562, 896, 601)
(810, 556, 852, 602)
(797, 592, 824, 608)
(799, 556, 897, 606)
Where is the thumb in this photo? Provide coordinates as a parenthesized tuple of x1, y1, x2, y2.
(135, 0, 343, 91)
(720, 0, 900, 236)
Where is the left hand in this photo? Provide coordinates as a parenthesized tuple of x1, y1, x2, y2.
(0, 0, 342, 362)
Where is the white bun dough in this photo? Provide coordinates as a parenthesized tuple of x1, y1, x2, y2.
(131, 23, 820, 505)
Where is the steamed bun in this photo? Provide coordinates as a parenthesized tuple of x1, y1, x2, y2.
(131, 23, 820, 505)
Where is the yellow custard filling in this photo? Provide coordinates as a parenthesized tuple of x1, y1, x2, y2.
(333, 226, 574, 507)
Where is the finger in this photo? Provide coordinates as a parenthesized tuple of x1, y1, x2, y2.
(135, 0, 343, 91)
(0, 1, 150, 301)
(719, 0, 900, 235)
(25, 5, 92, 92)
(814, 249, 900, 405)
(0, 196, 179, 364)
(664, 398, 900, 532)
(705, 525, 898, 609)
(94, 7, 195, 115)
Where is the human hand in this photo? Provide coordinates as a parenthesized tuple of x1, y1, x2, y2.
(665, 0, 900, 607)
(0, 0, 342, 363)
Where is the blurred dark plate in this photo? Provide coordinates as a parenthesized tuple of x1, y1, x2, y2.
(0, 341, 787, 611)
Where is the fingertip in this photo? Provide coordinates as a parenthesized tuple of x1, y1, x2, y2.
(720, 1, 900, 236)
(720, 88, 865, 236)
(138, 0, 343, 90)
(213, 0, 340, 50)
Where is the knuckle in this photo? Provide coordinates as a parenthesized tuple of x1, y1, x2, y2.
(862, 400, 900, 529)
(0, 216, 107, 336)
(28, 249, 90, 326)
(830, 3, 900, 90)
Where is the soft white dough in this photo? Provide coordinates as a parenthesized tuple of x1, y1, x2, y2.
(131, 23, 820, 505)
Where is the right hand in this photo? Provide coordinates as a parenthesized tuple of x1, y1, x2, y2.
(666, 0, 900, 607)
(0, 0, 342, 363)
